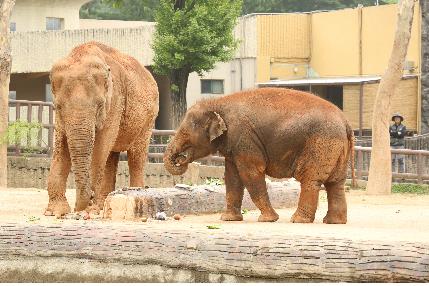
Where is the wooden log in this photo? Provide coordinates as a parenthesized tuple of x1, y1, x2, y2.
(102, 179, 301, 220)
(0, 222, 427, 282)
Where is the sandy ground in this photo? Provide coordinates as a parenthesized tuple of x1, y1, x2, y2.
(0, 187, 429, 244)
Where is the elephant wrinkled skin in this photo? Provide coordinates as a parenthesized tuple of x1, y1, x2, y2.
(164, 88, 354, 224)
(45, 42, 159, 216)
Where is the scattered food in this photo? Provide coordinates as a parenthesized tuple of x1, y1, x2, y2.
(83, 213, 91, 220)
(141, 217, 148, 222)
(155, 212, 167, 220)
(27, 216, 40, 222)
(241, 208, 249, 215)
(395, 209, 401, 214)
(173, 214, 182, 220)
(207, 225, 221, 229)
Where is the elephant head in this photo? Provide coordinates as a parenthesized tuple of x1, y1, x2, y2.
(164, 106, 227, 175)
(50, 55, 113, 209)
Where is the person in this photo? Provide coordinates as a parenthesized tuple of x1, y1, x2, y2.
(389, 113, 406, 173)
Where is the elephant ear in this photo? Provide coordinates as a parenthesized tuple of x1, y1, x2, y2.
(208, 111, 227, 142)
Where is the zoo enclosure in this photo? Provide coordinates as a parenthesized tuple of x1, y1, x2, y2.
(7, 100, 429, 183)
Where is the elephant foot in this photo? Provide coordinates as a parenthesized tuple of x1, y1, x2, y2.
(323, 212, 347, 224)
(74, 198, 92, 212)
(44, 200, 71, 217)
(258, 211, 279, 222)
(290, 209, 315, 223)
(85, 204, 101, 215)
(220, 212, 243, 221)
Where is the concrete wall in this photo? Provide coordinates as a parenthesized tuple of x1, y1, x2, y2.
(79, 19, 152, 29)
(11, 26, 156, 73)
(343, 78, 418, 130)
(7, 157, 225, 189)
(10, 0, 89, 32)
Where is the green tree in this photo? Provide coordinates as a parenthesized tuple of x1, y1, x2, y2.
(152, 0, 242, 127)
(80, 0, 159, 21)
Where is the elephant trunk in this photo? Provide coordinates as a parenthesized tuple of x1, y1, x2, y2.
(66, 123, 95, 211)
(163, 135, 189, 176)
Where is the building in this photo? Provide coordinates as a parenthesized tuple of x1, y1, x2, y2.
(8, 0, 427, 134)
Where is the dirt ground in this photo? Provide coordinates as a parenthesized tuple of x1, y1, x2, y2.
(1, 187, 429, 244)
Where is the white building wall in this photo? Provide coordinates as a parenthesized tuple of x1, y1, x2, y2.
(10, 0, 90, 32)
(186, 58, 257, 108)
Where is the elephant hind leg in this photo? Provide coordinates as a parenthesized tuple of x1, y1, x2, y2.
(323, 179, 347, 224)
(95, 151, 120, 211)
(290, 180, 320, 223)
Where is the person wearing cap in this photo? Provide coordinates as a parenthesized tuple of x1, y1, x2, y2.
(390, 113, 406, 173)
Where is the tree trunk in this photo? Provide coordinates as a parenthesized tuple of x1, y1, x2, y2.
(170, 68, 189, 129)
(366, 0, 415, 195)
(0, 0, 16, 187)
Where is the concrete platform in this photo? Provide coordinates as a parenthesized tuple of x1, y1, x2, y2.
(0, 187, 428, 282)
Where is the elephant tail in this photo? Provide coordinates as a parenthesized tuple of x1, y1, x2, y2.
(346, 122, 356, 188)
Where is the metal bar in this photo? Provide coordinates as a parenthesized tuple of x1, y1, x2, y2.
(15, 102, 21, 155)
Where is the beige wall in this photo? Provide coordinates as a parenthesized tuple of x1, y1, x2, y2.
(256, 14, 310, 82)
(361, 4, 420, 75)
(11, 26, 155, 73)
(79, 19, 153, 29)
(10, 0, 89, 32)
(310, 8, 360, 77)
(343, 78, 418, 130)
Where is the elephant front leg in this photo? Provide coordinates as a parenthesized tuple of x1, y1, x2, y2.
(96, 152, 120, 210)
(45, 133, 72, 217)
(128, 128, 153, 187)
(220, 160, 244, 221)
(323, 180, 347, 224)
(291, 180, 320, 223)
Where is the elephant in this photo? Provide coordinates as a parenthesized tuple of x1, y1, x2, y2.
(44, 41, 159, 217)
(164, 88, 354, 223)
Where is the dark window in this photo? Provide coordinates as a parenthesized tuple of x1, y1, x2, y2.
(46, 17, 63, 30)
(10, 22, 16, 32)
(201, 80, 224, 94)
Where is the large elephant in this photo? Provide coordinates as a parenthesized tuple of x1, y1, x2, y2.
(45, 42, 159, 216)
(164, 88, 354, 223)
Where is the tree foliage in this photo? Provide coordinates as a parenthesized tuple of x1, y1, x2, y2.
(152, 0, 242, 77)
(80, 0, 398, 21)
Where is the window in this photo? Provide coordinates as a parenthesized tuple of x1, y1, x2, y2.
(46, 17, 64, 30)
(9, 91, 16, 100)
(201, 80, 224, 94)
(10, 22, 16, 32)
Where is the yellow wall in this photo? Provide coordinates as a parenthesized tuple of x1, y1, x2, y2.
(310, 8, 360, 77)
(343, 78, 418, 130)
(256, 14, 310, 82)
(362, 4, 420, 75)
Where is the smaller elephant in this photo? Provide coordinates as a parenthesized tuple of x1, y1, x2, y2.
(164, 88, 354, 223)
(45, 42, 159, 217)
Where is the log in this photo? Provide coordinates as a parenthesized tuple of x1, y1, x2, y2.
(0, 222, 428, 282)
(102, 179, 301, 220)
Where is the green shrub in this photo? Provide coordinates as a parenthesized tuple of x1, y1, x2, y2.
(391, 183, 429, 194)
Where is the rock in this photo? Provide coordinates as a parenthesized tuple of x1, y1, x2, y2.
(173, 214, 181, 220)
(141, 217, 148, 222)
(155, 212, 167, 220)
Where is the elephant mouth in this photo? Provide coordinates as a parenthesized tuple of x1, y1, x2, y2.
(173, 147, 193, 167)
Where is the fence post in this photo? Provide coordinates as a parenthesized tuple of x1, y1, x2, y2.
(37, 104, 43, 147)
(15, 102, 21, 156)
(417, 153, 423, 184)
(48, 105, 54, 157)
(357, 149, 363, 180)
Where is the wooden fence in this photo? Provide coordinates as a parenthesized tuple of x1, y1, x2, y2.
(7, 100, 429, 183)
